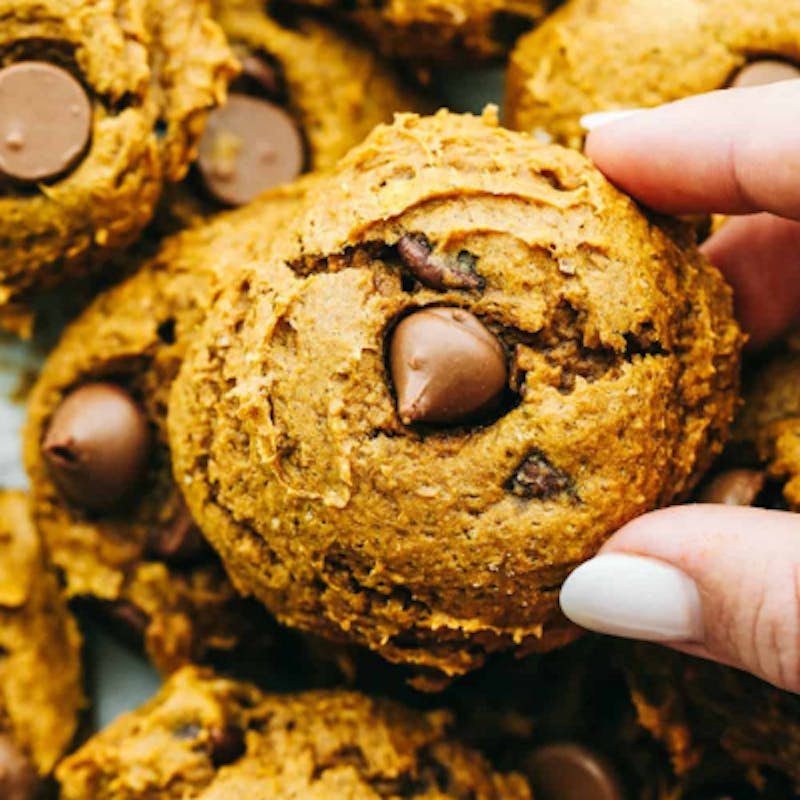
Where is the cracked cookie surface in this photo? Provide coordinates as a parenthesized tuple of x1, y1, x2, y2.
(0, 0, 236, 332)
(169, 109, 742, 680)
(0, 491, 84, 794)
(57, 665, 531, 799)
(505, 0, 800, 148)
(24, 178, 318, 674)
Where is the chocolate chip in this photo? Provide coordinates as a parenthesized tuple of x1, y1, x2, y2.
(209, 725, 246, 767)
(43, 382, 151, 513)
(197, 94, 304, 207)
(0, 733, 41, 800)
(389, 307, 507, 425)
(146, 499, 211, 563)
(0, 61, 92, 184)
(697, 469, 765, 506)
(524, 743, 624, 800)
(397, 233, 485, 291)
(730, 59, 800, 88)
(509, 450, 572, 499)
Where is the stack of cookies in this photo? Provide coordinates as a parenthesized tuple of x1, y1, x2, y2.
(1, 0, 799, 798)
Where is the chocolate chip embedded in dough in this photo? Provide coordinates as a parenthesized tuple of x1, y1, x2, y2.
(389, 307, 507, 425)
(208, 725, 246, 767)
(730, 60, 800, 88)
(0, 733, 41, 800)
(697, 469, 765, 506)
(0, 61, 92, 184)
(509, 450, 572, 499)
(397, 233, 485, 291)
(197, 94, 304, 206)
(524, 743, 624, 800)
(42, 382, 151, 513)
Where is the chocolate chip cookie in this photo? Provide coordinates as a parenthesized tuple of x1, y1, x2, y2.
(161, 0, 422, 230)
(0, 0, 236, 332)
(57, 665, 532, 799)
(505, 0, 800, 148)
(0, 490, 84, 799)
(283, 0, 550, 63)
(23, 178, 317, 674)
(169, 108, 743, 680)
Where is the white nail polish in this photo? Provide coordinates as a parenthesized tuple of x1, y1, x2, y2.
(560, 553, 704, 642)
(580, 109, 645, 131)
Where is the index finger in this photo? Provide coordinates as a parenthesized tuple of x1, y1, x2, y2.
(584, 81, 800, 220)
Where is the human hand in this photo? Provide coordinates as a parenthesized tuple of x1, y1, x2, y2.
(560, 81, 800, 693)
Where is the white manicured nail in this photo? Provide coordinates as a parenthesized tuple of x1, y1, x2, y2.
(580, 109, 645, 131)
(560, 553, 704, 642)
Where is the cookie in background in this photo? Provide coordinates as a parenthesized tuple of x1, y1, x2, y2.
(505, 0, 800, 148)
(275, 0, 553, 64)
(0, 491, 84, 799)
(161, 0, 426, 231)
(57, 666, 532, 799)
(0, 0, 237, 335)
(22, 177, 335, 677)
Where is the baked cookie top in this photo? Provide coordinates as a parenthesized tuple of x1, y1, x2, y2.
(23, 178, 317, 673)
(169, 109, 743, 679)
(284, 0, 550, 62)
(57, 665, 531, 799)
(505, 0, 800, 148)
(0, 491, 84, 792)
(0, 0, 236, 320)
(161, 0, 423, 227)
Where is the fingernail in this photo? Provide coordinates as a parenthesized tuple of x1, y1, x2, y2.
(580, 109, 645, 131)
(560, 553, 704, 642)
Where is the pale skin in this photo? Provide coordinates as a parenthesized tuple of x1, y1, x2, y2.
(583, 80, 800, 693)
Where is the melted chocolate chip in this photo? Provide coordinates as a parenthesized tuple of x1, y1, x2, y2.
(397, 233, 485, 291)
(209, 725, 246, 767)
(0, 61, 92, 185)
(389, 307, 507, 425)
(0, 733, 41, 800)
(42, 382, 151, 513)
(509, 450, 572, 499)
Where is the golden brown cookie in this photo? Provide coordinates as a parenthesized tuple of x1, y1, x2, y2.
(168, 109, 743, 680)
(283, 0, 550, 63)
(23, 178, 320, 674)
(57, 665, 531, 799)
(0, 490, 84, 797)
(0, 0, 236, 334)
(505, 0, 800, 148)
(160, 0, 422, 230)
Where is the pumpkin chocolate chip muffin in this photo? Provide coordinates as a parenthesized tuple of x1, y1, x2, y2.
(0, 0, 237, 331)
(505, 0, 800, 149)
(281, 0, 550, 63)
(23, 178, 319, 674)
(168, 109, 743, 681)
(57, 665, 532, 799)
(0, 490, 84, 799)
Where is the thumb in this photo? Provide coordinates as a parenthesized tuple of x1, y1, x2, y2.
(560, 505, 800, 692)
